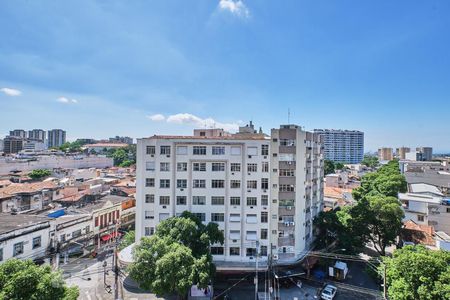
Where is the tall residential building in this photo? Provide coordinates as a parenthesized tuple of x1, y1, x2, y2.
(313, 129, 364, 164)
(396, 147, 410, 159)
(135, 124, 324, 265)
(9, 129, 26, 139)
(28, 129, 46, 142)
(378, 148, 394, 161)
(3, 136, 24, 154)
(47, 129, 66, 148)
(416, 147, 433, 161)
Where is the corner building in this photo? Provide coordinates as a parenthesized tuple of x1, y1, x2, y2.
(135, 124, 324, 266)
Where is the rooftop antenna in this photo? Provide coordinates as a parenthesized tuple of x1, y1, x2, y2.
(288, 108, 291, 124)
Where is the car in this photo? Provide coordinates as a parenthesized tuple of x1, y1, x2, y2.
(320, 284, 337, 300)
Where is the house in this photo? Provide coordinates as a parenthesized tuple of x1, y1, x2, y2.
(323, 186, 354, 211)
(53, 214, 93, 255)
(0, 214, 53, 264)
(400, 220, 435, 247)
(408, 183, 444, 198)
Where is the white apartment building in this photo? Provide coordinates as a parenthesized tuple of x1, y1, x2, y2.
(313, 129, 363, 164)
(136, 124, 324, 265)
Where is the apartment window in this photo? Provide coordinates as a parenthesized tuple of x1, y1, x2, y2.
(145, 211, 154, 219)
(177, 162, 187, 171)
(146, 146, 155, 155)
(160, 162, 170, 172)
(0, 248, 3, 261)
(279, 169, 295, 177)
(247, 147, 258, 156)
(247, 163, 258, 172)
(210, 247, 224, 255)
(145, 227, 154, 236)
(193, 162, 206, 171)
(145, 178, 155, 187)
(72, 229, 81, 238)
(261, 178, 269, 190)
(260, 245, 268, 256)
(211, 196, 225, 205)
(261, 212, 268, 223)
(176, 179, 187, 189)
(13, 242, 24, 257)
(146, 161, 155, 171)
(231, 146, 241, 155)
(193, 196, 206, 205)
(229, 213, 241, 222)
(262, 162, 269, 172)
(176, 196, 187, 205)
(193, 179, 206, 188)
(193, 213, 206, 222)
(247, 197, 257, 206)
(447, 208, 450, 213)
(60, 234, 66, 242)
(159, 196, 170, 205)
(160, 146, 171, 155)
(417, 215, 425, 222)
(247, 180, 257, 189)
(212, 146, 225, 155)
(230, 230, 241, 239)
(280, 139, 296, 146)
(231, 163, 241, 172)
(229, 247, 240, 256)
(211, 213, 225, 222)
(211, 180, 225, 188)
(261, 144, 269, 155)
(230, 180, 241, 189)
(279, 184, 295, 192)
(193, 146, 206, 155)
(261, 195, 268, 206)
(261, 229, 268, 240)
(176, 146, 188, 155)
(230, 197, 241, 206)
(246, 231, 257, 241)
(32, 236, 41, 249)
(212, 162, 225, 171)
(279, 199, 295, 207)
(160, 179, 170, 188)
(145, 194, 154, 203)
(246, 214, 257, 223)
(159, 213, 170, 221)
(246, 248, 257, 257)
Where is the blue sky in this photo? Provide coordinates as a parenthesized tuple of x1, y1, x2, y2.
(1, 0, 449, 152)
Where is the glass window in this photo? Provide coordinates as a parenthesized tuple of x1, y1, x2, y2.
(261, 212, 268, 223)
(210, 247, 224, 255)
(261, 229, 268, 239)
(211, 180, 225, 188)
(13, 242, 24, 257)
(176, 146, 188, 155)
(193, 162, 206, 171)
(261, 178, 269, 190)
(247, 180, 257, 189)
(231, 163, 241, 172)
(145, 194, 154, 203)
(262, 162, 269, 172)
(247, 197, 257, 206)
(159, 196, 170, 205)
(279, 169, 295, 176)
(247, 163, 257, 172)
(145, 211, 154, 219)
(211, 196, 225, 205)
(260, 245, 268, 256)
(193, 179, 206, 188)
(230, 197, 240, 205)
(32, 236, 41, 249)
(176, 196, 187, 205)
(230, 180, 241, 188)
(177, 179, 187, 188)
(261, 195, 269, 206)
(193, 213, 206, 222)
(160, 146, 171, 155)
(145, 178, 155, 187)
(212, 146, 225, 155)
(261, 144, 269, 155)
(146, 146, 155, 155)
(229, 247, 240, 256)
(177, 162, 187, 171)
(279, 184, 295, 192)
(160, 162, 170, 172)
(193, 146, 206, 155)
(211, 213, 224, 222)
(193, 196, 206, 205)
(160, 179, 170, 188)
(212, 162, 225, 171)
(246, 248, 257, 257)
(146, 161, 155, 171)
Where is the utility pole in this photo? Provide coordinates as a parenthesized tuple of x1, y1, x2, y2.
(255, 241, 259, 300)
(383, 263, 387, 300)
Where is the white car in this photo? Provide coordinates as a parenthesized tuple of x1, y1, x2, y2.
(320, 284, 337, 300)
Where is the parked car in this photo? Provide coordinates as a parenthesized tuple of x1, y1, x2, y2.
(321, 284, 337, 300)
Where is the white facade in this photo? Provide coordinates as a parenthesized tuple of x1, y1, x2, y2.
(313, 129, 363, 164)
(136, 126, 324, 266)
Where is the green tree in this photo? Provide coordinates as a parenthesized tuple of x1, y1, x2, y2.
(324, 160, 335, 175)
(334, 162, 345, 170)
(361, 155, 379, 168)
(383, 246, 450, 300)
(112, 148, 127, 166)
(119, 230, 135, 250)
(29, 169, 52, 180)
(0, 259, 79, 300)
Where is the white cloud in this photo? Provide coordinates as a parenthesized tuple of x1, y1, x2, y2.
(0, 87, 22, 96)
(148, 112, 241, 132)
(147, 114, 166, 122)
(218, 0, 250, 18)
(57, 96, 78, 104)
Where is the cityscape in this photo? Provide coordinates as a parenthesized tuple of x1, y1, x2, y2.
(1, 1, 450, 300)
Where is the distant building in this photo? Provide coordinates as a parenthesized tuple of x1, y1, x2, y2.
(313, 129, 364, 164)
(9, 129, 27, 139)
(396, 147, 410, 160)
(47, 129, 66, 148)
(109, 136, 134, 145)
(23, 140, 46, 152)
(0, 139, 3, 152)
(76, 138, 97, 145)
(28, 129, 46, 142)
(416, 147, 433, 161)
(83, 143, 128, 153)
(378, 147, 393, 161)
(3, 136, 24, 154)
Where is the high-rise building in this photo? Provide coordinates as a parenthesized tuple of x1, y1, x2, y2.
(313, 129, 364, 164)
(3, 136, 24, 154)
(47, 129, 66, 148)
(378, 148, 394, 161)
(396, 147, 410, 159)
(135, 123, 324, 265)
(28, 129, 46, 142)
(9, 129, 26, 139)
(416, 147, 433, 161)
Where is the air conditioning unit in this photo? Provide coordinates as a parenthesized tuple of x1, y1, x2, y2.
(166, 155, 170, 158)
(250, 206, 254, 209)
(248, 155, 252, 158)
(248, 172, 251, 175)
(290, 222, 295, 226)
(286, 206, 292, 210)
(263, 189, 267, 193)
(162, 205, 167, 209)
(247, 189, 251, 192)
(284, 221, 290, 226)
(232, 240, 237, 243)
(151, 154, 154, 157)
(273, 255, 279, 260)
(231, 172, 235, 175)
(264, 156, 267, 159)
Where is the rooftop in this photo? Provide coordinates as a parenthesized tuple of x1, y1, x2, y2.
(144, 134, 268, 141)
(0, 214, 52, 234)
(398, 193, 442, 204)
(0, 181, 58, 199)
(75, 195, 128, 214)
(409, 183, 443, 197)
(83, 143, 128, 148)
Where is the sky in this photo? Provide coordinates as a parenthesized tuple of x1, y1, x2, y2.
(1, 0, 450, 152)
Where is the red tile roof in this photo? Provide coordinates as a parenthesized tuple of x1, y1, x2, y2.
(0, 181, 58, 199)
(402, 220, 435, 246)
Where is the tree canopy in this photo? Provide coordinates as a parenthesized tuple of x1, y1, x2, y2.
(324, 160, 345, 175)
(361, 155, 379, 168)
(119, 230, 135, 250)
(106, 145, 136, 167)
(29, 169, 52, 179)
(0, 259, 79, 300)
(383, 246, 450, 300)
(129, 212, 224, 298)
